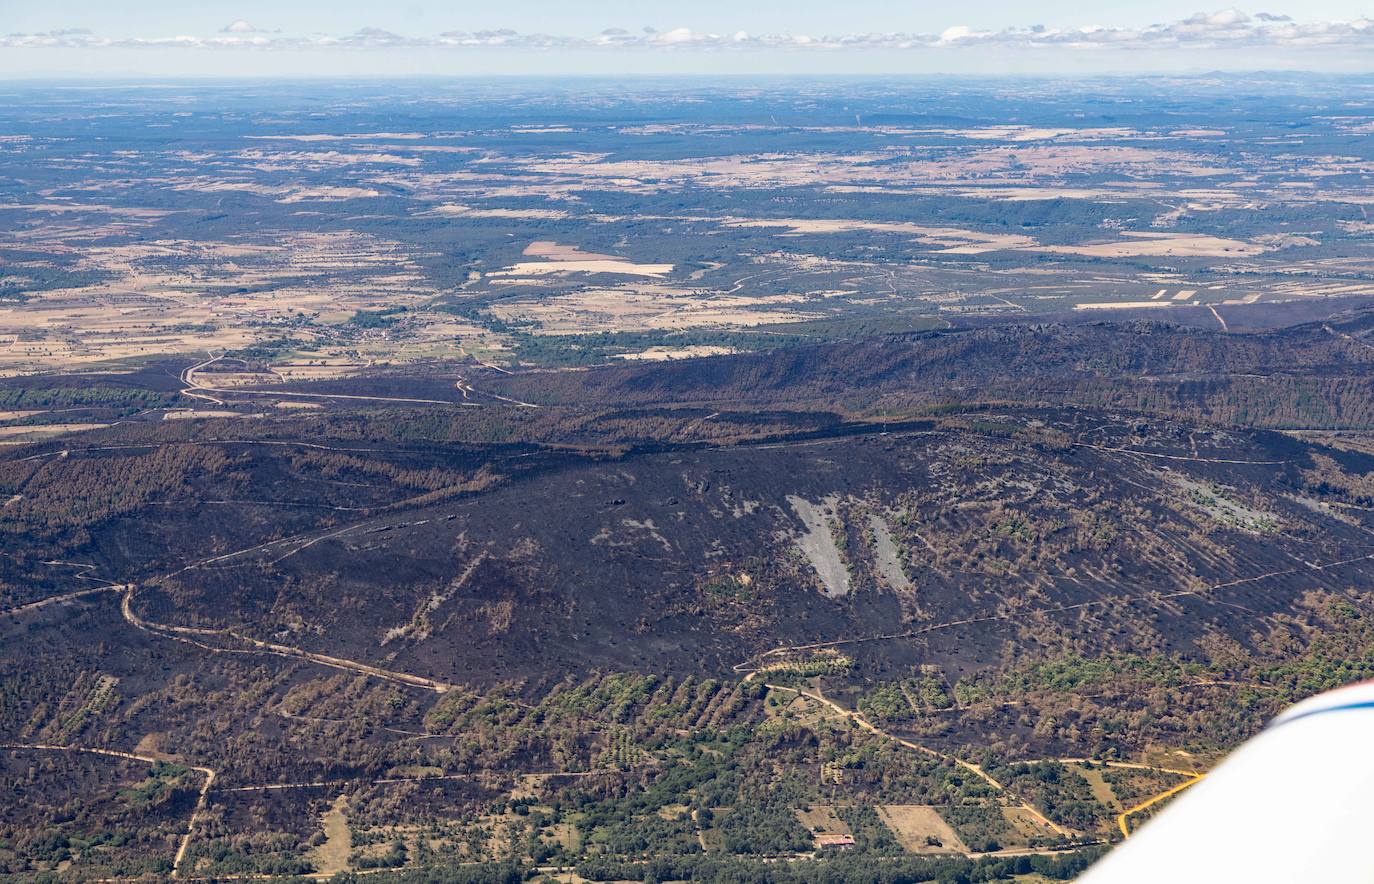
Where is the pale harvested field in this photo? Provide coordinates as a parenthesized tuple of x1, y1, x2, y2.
(722, 218, 1035, 254)
(432, 204, 569, 220)
(162, 410, 247, 420)
(867, 514, 911, 591)
(194, 372, 280, 388)
(309, 794, 352, 878)
(243, 132, 427, 141)
(491, 242, 673, 278)
(271, 363, 370, 381)
(952, 186, 1137, 201)
(504, 144, 1226, 192)
(942, 126, 1140, 141)
(720, 213, 1275, 259)
(795, 806, 852, 838)
(131, 732, 175, 760)
(489, 285, 819, 334)
(0, 423, 108, 441)
(523, 241, 616, 261)
(171, 179, 384, 202)
(1035, 231, 1268, 258)
(611, 345, 740, 361)
(403, 316, 494, 356)
(1076, 765, 1121, 812)
(0, 301, 256, 375)
(875, 805, 969, 854)
(0, 230, 439, 375)
(1, 203, 170, 219)
(1073, 301, 1176, 311)
(494, 259, 674, 278)
(235, 148, 422, 168)
(1002, 806, 1062, 842)
(513, 151, 890, 190)
(788, 494, 850, 598)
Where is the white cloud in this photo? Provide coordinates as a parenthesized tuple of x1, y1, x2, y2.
(8, 10, 1374, 53)
(1185, 8, 1251, 26)
(653, 28, 699, 45)
(938, 26, 974, 44)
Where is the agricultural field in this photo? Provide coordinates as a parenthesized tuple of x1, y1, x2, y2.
(6, 76, 1374, 387)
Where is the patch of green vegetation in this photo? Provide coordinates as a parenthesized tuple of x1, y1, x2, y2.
(598, 727, 648, 770)
(987, 762, 1109, 831)
(833, 804, 901, 852)
(353, 839, 408, 869)
(330, 861, 525, 883)
(1178, 478, 1279, 534)
(942, 805, 1019, 853)
(859, 683, 914, 724)
(572, 848, 1104, 882)
(908, 676, 955, 711)
(761, 653, 855, 683)
(349, 306, 408, 328)
(188, 837, 316, 878)
(990, 512, 1035, 543)
(953, 678, 994, 707)
(117, 761, 188, 808)
(1260, 603, 1374, 697)
(489, 314, 945, 367)
(702, 575, 755, 603)
(0, 386, 175, 411)
(1004, 653, 1200, 693)
(858, 676, 953, 723)
(969, 420, 1020, 438)
(1099, 768, 1184, 807)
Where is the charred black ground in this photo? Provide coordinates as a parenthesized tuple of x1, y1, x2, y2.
(6, 312, 1374, 879)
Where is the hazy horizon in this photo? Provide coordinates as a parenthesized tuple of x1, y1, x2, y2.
(6, 2, 1374, 78)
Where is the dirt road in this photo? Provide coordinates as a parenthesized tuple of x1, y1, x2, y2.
(735, 549, 1374, 669)
(0, 584, 126, 618)
(763, 682, 1072, 840)
(1, 742, 215, 879)
(182, 351, 471, 408)
(1115, 773, 1205, 838)
(119, 586, 452, 693)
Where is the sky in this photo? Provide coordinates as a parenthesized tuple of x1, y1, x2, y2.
(5, 1, 1374, 78)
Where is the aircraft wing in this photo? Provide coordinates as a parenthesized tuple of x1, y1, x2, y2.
(1080, 680, 1374, 882)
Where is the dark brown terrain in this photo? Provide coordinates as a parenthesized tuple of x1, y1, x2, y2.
(7, 74, 1374, 882)
(6, 313, 1374, 880)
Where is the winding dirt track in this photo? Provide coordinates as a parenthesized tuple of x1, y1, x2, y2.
(183, 351, 474, 408)
(119, 586, 452, 693)
(0, 743, 214, 879)
(1071, 442, 1291, 465)
(1115, 773, 1205, 838)
(733, 550, 1374, 669)
(9, 516, 1367, 725)
(1033, 756, 1207, 839)
(762, 682, 1074, 842)
(0, 584, 126, 616)
(179, 354, 227, 406)
(4, 426, 1365, 871)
